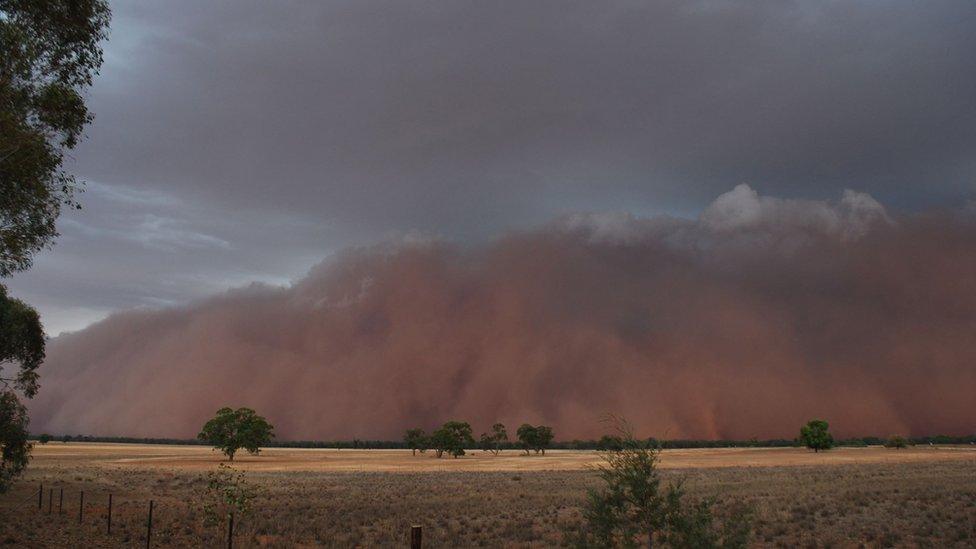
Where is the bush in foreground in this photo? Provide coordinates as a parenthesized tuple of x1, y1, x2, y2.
(566, 419, 751, 548)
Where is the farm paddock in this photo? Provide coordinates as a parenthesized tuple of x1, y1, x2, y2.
(0, 444, 974, 547)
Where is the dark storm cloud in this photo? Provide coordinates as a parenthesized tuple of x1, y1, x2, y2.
(6, 0, 976, 333)
(83, 0, 976, 217)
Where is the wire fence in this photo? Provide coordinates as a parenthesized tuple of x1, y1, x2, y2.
(12, 482, 426, 548)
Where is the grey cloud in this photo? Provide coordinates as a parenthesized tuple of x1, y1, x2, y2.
(6, 0, 976, 333)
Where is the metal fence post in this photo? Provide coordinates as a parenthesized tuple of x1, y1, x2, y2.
(47, 488, 52, 514)
(227, 512, 234, 549)
(146, 500, 154, 549)
(59, 488, 63, 514)
(107, 493, 113, 534)
(38, 483, 42, 510)
(411, 525, 422, 549)
(79, 491, 84, 523)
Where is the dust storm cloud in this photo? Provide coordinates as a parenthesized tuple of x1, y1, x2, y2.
(27, 186, 976, 440)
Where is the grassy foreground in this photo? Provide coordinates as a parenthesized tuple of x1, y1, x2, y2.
(0, 444, 974, 547)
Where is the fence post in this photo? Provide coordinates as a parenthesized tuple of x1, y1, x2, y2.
(411, 525, 422, 549)
(79, 491, 84, 524)
(146, 500, 154, 549)
(38, 483, 42, 510)
(48, 488, 53, 514)
(107, 494, 112, 534)
(227, 512, 234, 549)
(59, 488, 63, 514)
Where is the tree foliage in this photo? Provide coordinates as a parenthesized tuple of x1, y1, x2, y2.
(597, 434, 625, 451)
(1, 0, 111, 275)
(403, 428, 428, 456)
(431, 420, 474, 458)
(0, 265, 45, 494)
(198, 407, 275, 461)
(884, 435, 909, 449)
(0, 391, 30, 493)
(567, 419, 751, 548)
(517, 424, 554, 455)
(479, 422, 508, 455)
(0, 285, 44, 398)
(799, 419, 834, 452)
(0, 0, 109, 495)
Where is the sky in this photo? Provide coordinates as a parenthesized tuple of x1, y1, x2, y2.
(7, 0, 976, 337)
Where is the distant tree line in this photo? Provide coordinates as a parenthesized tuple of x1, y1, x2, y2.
(30, 432, 976, 449)
(403, 421, 556, 458)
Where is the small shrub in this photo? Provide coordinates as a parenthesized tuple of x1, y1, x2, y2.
(565, 417, 751, 548)
(197, 464, 259, 526)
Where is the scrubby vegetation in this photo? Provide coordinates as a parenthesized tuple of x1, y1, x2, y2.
(2, 448, 975, 547)
(567, 421, 751, 548)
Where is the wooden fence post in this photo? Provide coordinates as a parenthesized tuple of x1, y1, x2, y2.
(146, 500, 154, 549)
(59, 488, 63, 514)
(227, 512, 234, 549)
(38, 483, 42, 510)
(47, 488, 52, 514)
(107, 494, 113, 534)
(411, 525, 422, 549)
(79, 491, 84, 524)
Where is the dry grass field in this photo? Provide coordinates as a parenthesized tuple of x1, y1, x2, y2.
(1, 443, 974, 547)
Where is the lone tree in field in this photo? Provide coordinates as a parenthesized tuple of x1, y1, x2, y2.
(517, 424, 554, 455)
(479, 422, 508, 455)
(403, 428, 428, 456)
(431, 420, 474, 458)
(567, 418, 751, 548)
(198, 407, 275, 461)
(799, 419, 834, 452)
